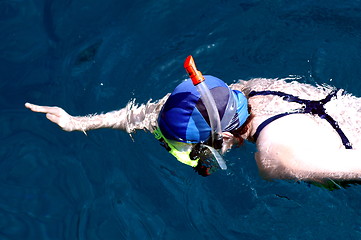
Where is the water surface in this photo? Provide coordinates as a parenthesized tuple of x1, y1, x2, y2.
(2, 0, 361, 239)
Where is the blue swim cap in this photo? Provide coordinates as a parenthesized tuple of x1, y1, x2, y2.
(158, 75, 249, 143)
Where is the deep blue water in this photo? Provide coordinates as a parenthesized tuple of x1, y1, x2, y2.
(2, 0, 361, 239)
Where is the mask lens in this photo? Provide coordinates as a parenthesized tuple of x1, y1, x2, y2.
(191, 143, 227, 176)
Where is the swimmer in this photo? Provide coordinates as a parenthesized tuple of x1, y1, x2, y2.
(25, 56, 361, 185)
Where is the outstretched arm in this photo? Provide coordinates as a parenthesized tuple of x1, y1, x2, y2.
(25, 95, 169, 134)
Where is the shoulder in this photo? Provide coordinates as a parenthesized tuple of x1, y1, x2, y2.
(229, 78, 280, 95)
(230, 77, 338, 95)
(255, 114, 342, 179)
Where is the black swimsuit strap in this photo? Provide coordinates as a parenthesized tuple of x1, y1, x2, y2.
(249, 90, 352, 149)
(252, 112, 297, 142)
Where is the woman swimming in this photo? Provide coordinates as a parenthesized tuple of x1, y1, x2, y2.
(25, 56, 361, 184)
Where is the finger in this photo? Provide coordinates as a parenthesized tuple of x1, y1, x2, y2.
(222, 132, 234, 139)
(25, 102, 49, 113)
(25, 102, 36, 110)
(46, 113, 60, 124)
(25, 103, 62, 115)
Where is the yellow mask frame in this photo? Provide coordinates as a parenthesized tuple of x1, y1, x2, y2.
(153, 128, 199, 167)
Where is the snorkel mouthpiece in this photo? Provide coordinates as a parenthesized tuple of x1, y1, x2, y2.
(184, 56, 227, 171)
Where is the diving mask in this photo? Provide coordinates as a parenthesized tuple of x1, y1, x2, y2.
(154, 127, 226, 176)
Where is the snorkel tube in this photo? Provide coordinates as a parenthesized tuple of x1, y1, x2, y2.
(184, 56, 227, 170)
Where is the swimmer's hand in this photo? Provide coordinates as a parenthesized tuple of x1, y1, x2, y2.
(221, 132, 236, 154)
(25, 103, 76, 132)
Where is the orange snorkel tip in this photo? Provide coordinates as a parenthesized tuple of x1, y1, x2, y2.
(184, 55, 205, 85)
